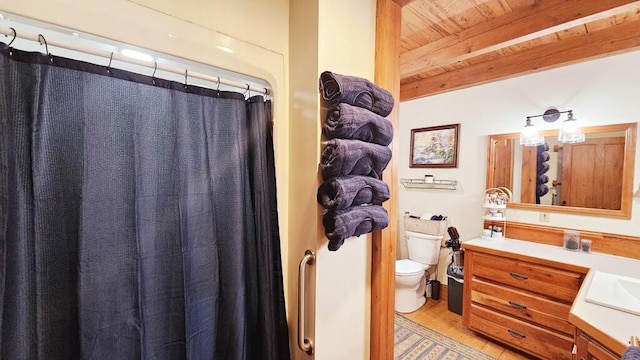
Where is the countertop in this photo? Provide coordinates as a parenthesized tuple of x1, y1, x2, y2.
(463, 237, 640, 353)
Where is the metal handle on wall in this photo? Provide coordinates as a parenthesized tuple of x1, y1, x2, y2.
(298, 250, 315, 355)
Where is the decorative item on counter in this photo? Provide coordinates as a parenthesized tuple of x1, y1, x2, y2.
(580, 239, 592, 253)
(424, 174, 434, 183)
(486, 225, 503, 238)
(484, 187, 512, 206)
(493, 226, 503, 238)
(563, 230, 580, 251)
(481, 187, 511, 240)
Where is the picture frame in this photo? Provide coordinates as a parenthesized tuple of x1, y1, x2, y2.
(410, 124, 460, 168)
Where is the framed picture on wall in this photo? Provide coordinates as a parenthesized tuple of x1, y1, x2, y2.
(410, 124, 460, 168)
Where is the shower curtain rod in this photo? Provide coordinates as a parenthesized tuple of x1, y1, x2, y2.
(0, 26, 269, 95)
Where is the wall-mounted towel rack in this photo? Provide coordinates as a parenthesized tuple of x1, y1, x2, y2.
(400, 178, 458, 190)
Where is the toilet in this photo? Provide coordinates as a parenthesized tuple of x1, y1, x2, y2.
(395, 230, 443, 313)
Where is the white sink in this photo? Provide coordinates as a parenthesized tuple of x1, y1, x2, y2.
(585, 271, 640, 316)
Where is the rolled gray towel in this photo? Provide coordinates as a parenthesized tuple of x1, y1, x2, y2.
(622, 346, 640, 360)
(320, 139, 392, 180)
(317, 175, 390, 210)
(537, 174, 549, 185)
(323, 205, 389, 251)
(536, 183, 549, 197)
(537, 162, 550, 175)
(537, 142, 550, 153)
(537, 151, 550, 162)
(323, 103, 393, 146)
(319, 71, 394, 117)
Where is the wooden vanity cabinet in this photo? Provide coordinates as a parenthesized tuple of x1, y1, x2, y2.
(463, 248, 585, 360)
(575, 329, 620, 360)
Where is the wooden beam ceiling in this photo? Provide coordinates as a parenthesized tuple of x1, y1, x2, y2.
(400, 0, 640, 100)
(401, 9, 640, 100)
(392, 0, 418, 7)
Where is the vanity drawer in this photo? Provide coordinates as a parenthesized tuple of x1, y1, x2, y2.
(472, 252, 582, 303)
(468, 303, 573, 360)
(470, 277, 574, 336)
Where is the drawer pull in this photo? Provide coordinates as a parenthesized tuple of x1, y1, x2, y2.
(509, 272, 528, 281)
(508, 301, 527, 310)
(508, 329, 527, 339)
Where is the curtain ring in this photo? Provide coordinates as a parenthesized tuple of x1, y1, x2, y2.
(37, 34, 49, 55)
(216, 76, 221, 91)
(152, 61, 157, 84)
(184, 69, 188, 89)
(6, 27, 16, 47)
(107, 52, 114, 73)
(244, 84, 250, 98)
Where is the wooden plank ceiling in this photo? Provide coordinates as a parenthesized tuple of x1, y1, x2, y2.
(400, 0, 640, 101)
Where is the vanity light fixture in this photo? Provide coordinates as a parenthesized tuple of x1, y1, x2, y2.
(520, 108, 584, 146)
(557, 110, 585, 144)
(519, 116, 545, 146)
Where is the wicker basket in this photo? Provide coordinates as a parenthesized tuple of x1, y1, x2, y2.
(403, 214, 448, 236)
(484, 187, 512, 206)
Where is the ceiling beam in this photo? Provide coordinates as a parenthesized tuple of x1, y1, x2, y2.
(400, 0, 640, 78)
(400, 17, 640, 101)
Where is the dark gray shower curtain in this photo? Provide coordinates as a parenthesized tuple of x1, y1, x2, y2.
(0, 43, 290, 360)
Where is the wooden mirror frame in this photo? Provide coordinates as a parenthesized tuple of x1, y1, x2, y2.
(487, 122, 637, 219)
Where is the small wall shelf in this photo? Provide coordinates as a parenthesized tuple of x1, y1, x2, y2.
(400, 178, 458, 190)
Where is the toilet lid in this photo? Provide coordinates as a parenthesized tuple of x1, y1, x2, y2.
(396, 259, 426, 276)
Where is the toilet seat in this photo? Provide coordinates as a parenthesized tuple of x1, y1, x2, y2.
(396, 259, 426, 276)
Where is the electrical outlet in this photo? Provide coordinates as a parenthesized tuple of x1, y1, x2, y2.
(540, 212, 550, 222)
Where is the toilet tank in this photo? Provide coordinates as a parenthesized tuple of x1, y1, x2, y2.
(405, 230, 443, 265)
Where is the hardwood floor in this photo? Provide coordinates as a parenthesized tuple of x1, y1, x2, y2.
(400, 297, 534, 359)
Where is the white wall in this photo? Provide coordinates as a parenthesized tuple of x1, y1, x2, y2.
(399, 51, 640, 283)
(289, 0, 377, 359)
(316, 2, 376, 359)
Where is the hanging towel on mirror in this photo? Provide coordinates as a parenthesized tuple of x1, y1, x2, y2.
(320, 139, 392, 180)
(323, 103, 393, 146)
(319, 71, 394, 117)
(317, 175, 389, 210)
(323, 205, 389, 251)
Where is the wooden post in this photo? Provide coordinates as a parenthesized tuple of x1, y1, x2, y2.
(371, 0, 401, 359)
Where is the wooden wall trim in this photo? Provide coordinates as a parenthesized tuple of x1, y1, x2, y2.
(505, 221, 640, 260)
(372, 1, 401, 359)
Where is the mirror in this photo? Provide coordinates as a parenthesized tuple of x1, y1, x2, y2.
(487, 123, 637, 218)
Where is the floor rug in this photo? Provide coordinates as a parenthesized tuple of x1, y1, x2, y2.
(394, 313, 496, 360)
